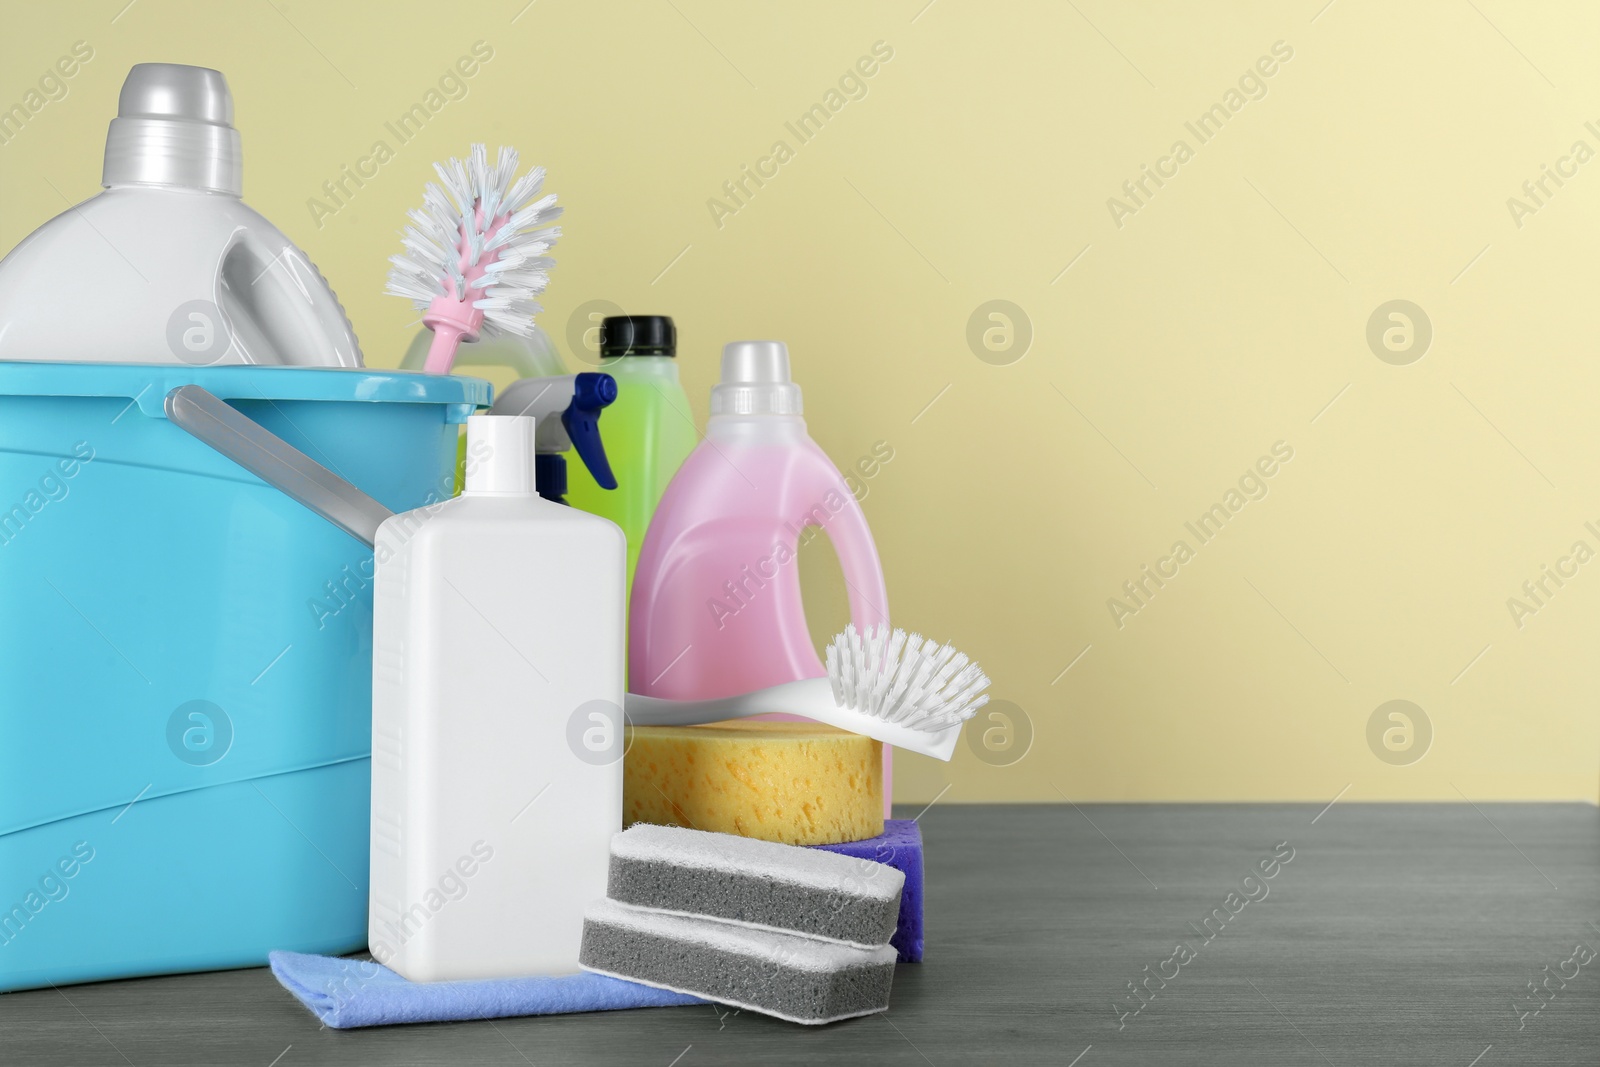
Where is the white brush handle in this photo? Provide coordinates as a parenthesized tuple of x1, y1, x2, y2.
(625, 679, 822, 725)
(624, 680, 963, 761)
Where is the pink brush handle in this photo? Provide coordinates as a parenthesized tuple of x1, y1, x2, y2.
(422, 323, 468, 375)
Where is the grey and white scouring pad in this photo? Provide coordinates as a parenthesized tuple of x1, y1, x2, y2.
(606, 824, 904, 949)
(579, 898, 897, 1025)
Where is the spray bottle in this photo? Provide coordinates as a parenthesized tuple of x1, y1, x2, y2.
(490, 373, 618, 504)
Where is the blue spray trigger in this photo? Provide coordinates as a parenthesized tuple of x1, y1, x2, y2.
(562, 372, 618, 491)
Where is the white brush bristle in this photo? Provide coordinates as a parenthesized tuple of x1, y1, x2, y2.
(824, 624, 990, 734)
(384, 143, 563, 338)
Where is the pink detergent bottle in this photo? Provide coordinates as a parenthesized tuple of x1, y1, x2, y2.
(629, 340, 894, 811)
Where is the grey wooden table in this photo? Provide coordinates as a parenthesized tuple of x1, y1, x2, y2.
(3, 802, 1597, 1065)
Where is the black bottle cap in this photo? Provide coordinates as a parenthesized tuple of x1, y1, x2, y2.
(600, 316, 676, 357)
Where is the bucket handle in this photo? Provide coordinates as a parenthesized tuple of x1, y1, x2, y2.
(164, 385, 392, 548)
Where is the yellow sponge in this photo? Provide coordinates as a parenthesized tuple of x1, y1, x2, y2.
(623, 720, 884, 846)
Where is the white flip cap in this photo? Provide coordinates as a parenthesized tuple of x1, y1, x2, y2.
(464, 414, 536, 495)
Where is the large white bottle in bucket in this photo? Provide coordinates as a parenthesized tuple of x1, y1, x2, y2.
(0, 63, 362, 367)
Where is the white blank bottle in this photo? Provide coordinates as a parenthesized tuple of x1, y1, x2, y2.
(370, 414, 626, 982)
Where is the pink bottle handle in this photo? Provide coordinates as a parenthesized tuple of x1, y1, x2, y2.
(825, 485, 891, 633)
(806, 449, 893, 814)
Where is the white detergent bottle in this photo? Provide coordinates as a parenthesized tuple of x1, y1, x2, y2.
(0, 63, 362, 366)
(370, 414, 625, 982)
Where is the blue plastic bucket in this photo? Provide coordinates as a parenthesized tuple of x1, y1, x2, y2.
(0, 362, 489, 991)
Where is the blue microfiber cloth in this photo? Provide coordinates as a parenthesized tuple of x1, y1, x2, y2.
(268, 950, 704, 1029)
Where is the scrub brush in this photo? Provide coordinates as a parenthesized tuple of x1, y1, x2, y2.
(624, 624, 991, 761)
(385, 143, 562, 374)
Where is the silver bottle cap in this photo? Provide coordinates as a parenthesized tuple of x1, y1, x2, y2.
(102, 64, 242, 195)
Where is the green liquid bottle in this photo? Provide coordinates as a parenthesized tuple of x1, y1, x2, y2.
(565, 316, 697, 606)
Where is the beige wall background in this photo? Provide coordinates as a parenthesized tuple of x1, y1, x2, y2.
(4, 1, 1598, 804)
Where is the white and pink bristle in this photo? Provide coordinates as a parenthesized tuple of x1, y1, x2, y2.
(386, 144, 562, 374)
(824, 624, 991, 734)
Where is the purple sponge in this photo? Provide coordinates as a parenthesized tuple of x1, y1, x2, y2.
(811, 819, 923, 962)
